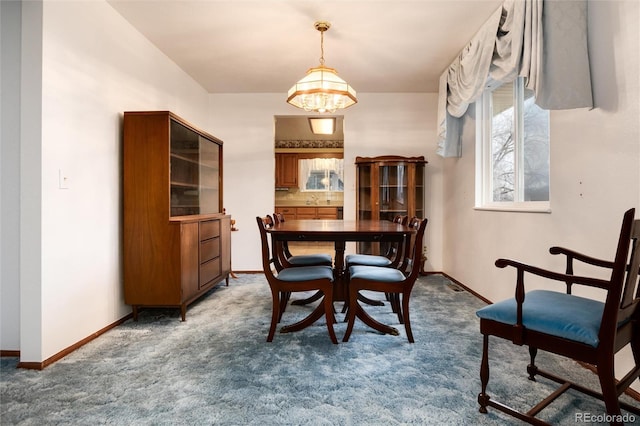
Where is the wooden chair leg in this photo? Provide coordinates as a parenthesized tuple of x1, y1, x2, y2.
(323, 293, 338, 344)
(278, 292, 289, 322)
(527, 346, 538, 381)
(391, 293, 403, 324)
(478, 334, 490, 414)
(597, 356, 623, 422)
(342, 286, 359, 342)
(268, 291, 280, 342)
(401, 291, 413, 343)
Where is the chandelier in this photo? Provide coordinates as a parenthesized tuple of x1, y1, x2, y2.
(287, 21, 357, 113)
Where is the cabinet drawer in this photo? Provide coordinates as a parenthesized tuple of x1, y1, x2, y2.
(200, 258, 221, 286)
(296, 207, 316, 216)
(276, 207, 296, 218)
(296, 214, 316, 220)
(200, 237, 220, 263)
(316, 207, 338, 219)
(200, 220, 220, 240)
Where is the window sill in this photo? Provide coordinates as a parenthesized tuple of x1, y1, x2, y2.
(474, 202, 551, 213)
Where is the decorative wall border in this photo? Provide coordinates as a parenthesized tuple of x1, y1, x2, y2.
(275, 140, 343, 149)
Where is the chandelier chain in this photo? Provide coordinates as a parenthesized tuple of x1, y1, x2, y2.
(319, 30, 325, 66)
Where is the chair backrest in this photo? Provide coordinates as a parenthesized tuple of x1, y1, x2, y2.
(400, 217, 428, 277)
(256, 216, 281, 276)
(392, 215, 409, 225)
(273, 212, 285, 225)
(601, 208, 640, 346)
(271, 212, 296, 262)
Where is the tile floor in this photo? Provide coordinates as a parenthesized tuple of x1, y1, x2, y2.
(287, 242, 335, 260)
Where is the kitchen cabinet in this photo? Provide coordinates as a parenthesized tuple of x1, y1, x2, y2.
(275, 153, 298, 187)
(123, 111, 231, 321)
(275, 206, 338, 220)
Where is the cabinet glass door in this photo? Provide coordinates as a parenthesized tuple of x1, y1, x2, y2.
(169, 120, 220, 217)
(198, 136, 220, 215)
(357, 164, 372, 220)
(379, 164, 408, 221)
(414, 164, 424, 219)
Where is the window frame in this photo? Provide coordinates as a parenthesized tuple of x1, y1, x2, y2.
(475, 77, 551, 213)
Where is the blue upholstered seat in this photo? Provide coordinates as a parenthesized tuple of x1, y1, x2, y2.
(476, 290, 604, 347)
(346, 254, 393, 267)
(349, 265, 405, 282)
(286, 253, 333, 266)
(277, 265, 334, 282)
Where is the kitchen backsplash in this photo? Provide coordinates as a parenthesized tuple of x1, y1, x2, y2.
(275, 187, 344, 206)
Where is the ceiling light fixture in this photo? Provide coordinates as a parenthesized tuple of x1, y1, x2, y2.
(308, 117, 336, 135)
(287, 21, 357, 113)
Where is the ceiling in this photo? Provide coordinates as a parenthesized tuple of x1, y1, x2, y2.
(275, 116, 344, 141)
(107, 0, 502, 94)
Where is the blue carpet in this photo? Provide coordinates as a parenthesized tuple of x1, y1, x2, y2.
(1, 274, 638, 425)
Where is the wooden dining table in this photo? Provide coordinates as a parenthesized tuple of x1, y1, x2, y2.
(266, 219, 416, 336)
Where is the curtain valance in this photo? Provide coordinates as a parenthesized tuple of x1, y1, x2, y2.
(436, 0, 592, 158)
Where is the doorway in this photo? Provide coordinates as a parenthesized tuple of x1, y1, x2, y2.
(274, 115, 344, 258)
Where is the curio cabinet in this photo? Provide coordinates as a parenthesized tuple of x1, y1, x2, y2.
(356, 155, 427, 253)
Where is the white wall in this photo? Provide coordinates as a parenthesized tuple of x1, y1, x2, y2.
(5, 0, 638, 395)
(9, 0, 212, 362)
(1, 0, 23, 352)
(441, 0, 639, 389)
(208, 92, 443, 272)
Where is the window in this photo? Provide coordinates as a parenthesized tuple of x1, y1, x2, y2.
(298, 158, 344, 192)
(476, 77, 550, 212)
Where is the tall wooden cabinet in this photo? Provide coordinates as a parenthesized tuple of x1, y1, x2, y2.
(356, 155, 427, 253)
(123, 111, 231, 321)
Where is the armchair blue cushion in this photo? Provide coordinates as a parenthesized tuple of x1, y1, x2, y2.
(476, 290, 604, 347)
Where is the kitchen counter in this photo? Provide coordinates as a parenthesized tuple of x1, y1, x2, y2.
(275, 202, 343, 207)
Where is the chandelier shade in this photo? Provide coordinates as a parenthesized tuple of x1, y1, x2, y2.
(287, 22, 357, 113)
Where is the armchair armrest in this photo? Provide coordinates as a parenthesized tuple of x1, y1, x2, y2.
(495, 258, 610, 290)
(548, 246, 614, 294)
(549, 246, 615, 269)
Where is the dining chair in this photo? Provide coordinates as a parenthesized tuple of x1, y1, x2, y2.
(272, 213, 333, 268)
(256, 216, 338, 344)
(345, 215, 409, 268)
(343, 217, 428, 343)
(343, 215, 411, 317)
(476, 208, 640, 424)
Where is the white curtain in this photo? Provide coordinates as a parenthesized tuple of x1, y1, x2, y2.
(298, 158, 344, 191)
(437, 0, 593, 158)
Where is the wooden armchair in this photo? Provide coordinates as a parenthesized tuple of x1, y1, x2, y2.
(343, 217, 428, 343)
(256, 216, 337, 344)
(476, 208, 640, 425)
